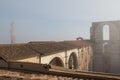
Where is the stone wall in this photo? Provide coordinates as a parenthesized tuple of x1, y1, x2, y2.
(16, 56, 40, 63)
(91, 20, 120, 74)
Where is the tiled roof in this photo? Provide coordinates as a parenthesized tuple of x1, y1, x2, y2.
(0, 40, 92, 60)
(64, 40, 92, 47)
(27, 40, 92, 56)
(0, 44, 39, 61)
(27, 41, 78, 56)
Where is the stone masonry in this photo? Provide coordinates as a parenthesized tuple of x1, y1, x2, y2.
(90, 20, 120, 74)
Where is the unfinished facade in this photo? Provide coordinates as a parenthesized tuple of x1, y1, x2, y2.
(91, 20, 120, 74)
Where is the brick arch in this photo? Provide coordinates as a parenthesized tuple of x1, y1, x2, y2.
(49, 57, 64, 67)
(68, 52, 78, 69)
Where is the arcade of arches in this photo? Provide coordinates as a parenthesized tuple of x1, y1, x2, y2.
(49, 53, 78, 69)
(47, 47, 92, 71)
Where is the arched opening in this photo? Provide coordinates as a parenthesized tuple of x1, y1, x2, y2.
(49, 57, 64, 67)
(103, 42, 108, 53)
(68, 52, 78, 69)
(103, 25, 110, 40)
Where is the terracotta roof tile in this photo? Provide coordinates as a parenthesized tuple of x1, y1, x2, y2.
(0, 44, 39, 61)
(27, 40, 92, 56)
(27, 41, 78, 56)
(0, 40, 92, 60)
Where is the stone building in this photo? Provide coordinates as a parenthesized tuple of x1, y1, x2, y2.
(1, 20, 120, 74)
(0, 40, 93, 71)
(39, 40, 93, 71)
(90, 20, 120, 74)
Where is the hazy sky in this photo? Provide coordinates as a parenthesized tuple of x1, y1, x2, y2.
(0, 0, 120, 43)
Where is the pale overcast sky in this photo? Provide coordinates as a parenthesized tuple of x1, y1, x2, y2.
(0, 0, 120, 43)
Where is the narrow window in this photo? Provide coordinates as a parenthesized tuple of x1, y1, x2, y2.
(103, 25, 110, 40)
